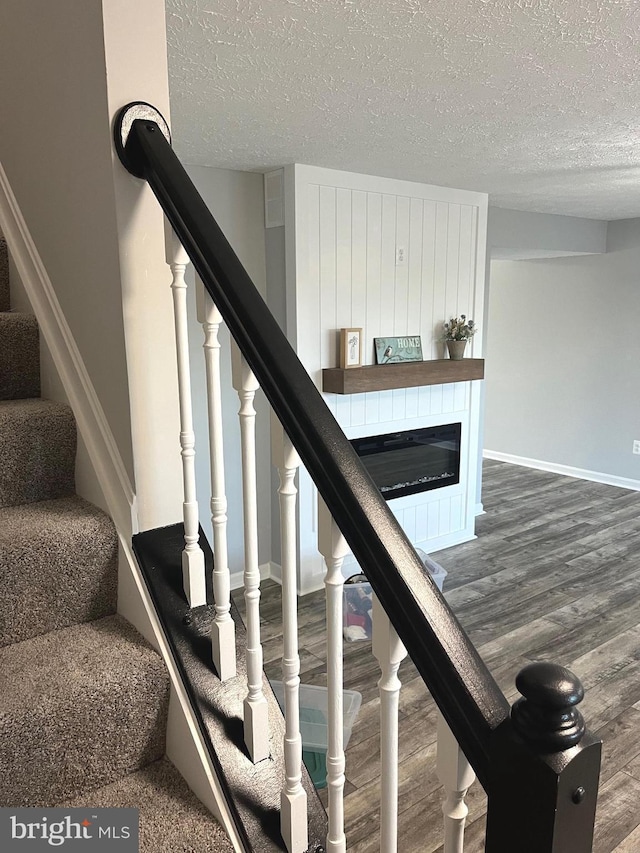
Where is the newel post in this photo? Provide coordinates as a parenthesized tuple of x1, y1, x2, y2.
(485, 662, 601, 853)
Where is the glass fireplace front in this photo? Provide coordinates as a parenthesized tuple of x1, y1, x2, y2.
(350, 423, 461, 501)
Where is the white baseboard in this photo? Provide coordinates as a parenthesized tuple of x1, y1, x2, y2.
(268, 561, 283, 586)
(230, 561, 274, 591)
(475, 502, 485, 516)
(483, 450, 640, 492)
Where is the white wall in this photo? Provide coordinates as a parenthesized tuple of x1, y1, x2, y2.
(0, 0, 182, 531)
(484, 217, 640, 488)
(5, 257, 110, 514)
(185, 165, 272, 583)
(0, 0, 133, 480)
(286, 165, 488, 592)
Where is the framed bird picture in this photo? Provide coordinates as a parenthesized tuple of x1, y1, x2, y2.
(374, 335, 423, 365)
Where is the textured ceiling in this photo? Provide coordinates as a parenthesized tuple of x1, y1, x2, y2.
(166, 0, 640, 220)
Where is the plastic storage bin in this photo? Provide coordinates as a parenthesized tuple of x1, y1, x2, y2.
(270, 680, 362, 789)
(416, 548, 448, 593)
(343, 549, 447, 642)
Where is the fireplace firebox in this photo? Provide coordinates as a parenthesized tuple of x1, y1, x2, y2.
(351, 423, 461, 501)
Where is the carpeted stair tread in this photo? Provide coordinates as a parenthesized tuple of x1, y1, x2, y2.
(0, 496, 118, 647)
(62, 758, 234, 853)
(0, 237, 8, 312)
(0, 312, 40, 399)
(0, 615, 170, 806)
(0, 398, 76, 507)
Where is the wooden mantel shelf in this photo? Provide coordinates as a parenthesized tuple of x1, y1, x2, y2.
(322, 358, 485, 395)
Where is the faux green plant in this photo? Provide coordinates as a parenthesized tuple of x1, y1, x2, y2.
(442, 315, 477, 341)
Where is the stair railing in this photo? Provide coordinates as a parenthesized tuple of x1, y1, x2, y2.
(114, 102, 602, 853)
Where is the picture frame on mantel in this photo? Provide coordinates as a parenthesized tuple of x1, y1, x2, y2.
(339, 328, 363, 369)
(374, 335, 423, 365)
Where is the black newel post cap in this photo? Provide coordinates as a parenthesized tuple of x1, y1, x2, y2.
(511, 662, 586, 753)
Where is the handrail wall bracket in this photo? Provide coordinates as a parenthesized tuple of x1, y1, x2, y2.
(114, 101, 171, 179)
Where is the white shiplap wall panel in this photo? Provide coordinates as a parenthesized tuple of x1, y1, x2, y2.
(351, 392, 366, 427)
(418, 385, 432, 418)
(451, 495, 463, 533)
(442, 384, 456, 414)
(421, 201, 437, 353)
(378, 388, 393, 424)
(439, 498, 452, 536)
(406, 386, 419, 420)
(336, 188, 352, 327)
(380, 194, 397, 339)
(454, 381, 468, 413)
(403, 505, 417, 544)
(288, 165, 487, 591)
(395, 196, 410, 333)
(365, 391, 380, 425)
(392, 389, 406, 421)
(408, 198, 424, 335)
(415, 504, 428, 543)
(335, 189, 352, 427)
(446, 204, 461, 322)
(352, 191, 369, 337)
(428, 501, 440, 540)
(432, 203, 449, 360)
(431, 384, 443, 416)
(336, 392, 351, 430)
(458, 206, 474, 317)
(299, 182, 321, 377)
(364, 192, 382, 362)
(319, 185, 337, 395)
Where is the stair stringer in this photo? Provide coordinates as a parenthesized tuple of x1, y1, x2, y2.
(0, 159, 244, 851)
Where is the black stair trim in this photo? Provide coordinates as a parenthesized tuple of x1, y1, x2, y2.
(133, 524, 328, 853)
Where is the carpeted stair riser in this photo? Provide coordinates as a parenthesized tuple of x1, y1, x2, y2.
(0, 236, 233, 847)
(0, 238, 9, 311)
(0, 496, 118, 647)
(0, 615, 170, 807)
(0, 312, 40, 399)
(62, 759, 234, 853)
(0, 398, 76, 507)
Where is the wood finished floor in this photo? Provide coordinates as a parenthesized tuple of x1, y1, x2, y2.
(233, 460, 640, 852)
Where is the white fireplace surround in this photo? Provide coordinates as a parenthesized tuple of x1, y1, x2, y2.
(275, 164, 488, 594)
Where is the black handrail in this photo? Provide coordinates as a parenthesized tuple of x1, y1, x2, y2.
(115, 103, 602, 850)
(115, 104, 509, 786)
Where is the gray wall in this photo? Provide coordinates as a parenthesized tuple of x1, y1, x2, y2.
(484, 218, 640, 483)
(185, 165, 272, 578)
(489, 207, 608, 259)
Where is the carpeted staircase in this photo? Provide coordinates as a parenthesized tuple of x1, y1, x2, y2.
(0, 232, 234, 851)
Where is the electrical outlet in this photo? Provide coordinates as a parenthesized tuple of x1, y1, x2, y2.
(633, 440, 640, 455)
(395, 245, 407, 266)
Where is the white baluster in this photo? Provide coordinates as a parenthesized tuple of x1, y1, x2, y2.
(167, 235, 206, 608)
(372, 595, 408, 853)
(437, 711, 476, 853)
(231, 343, 269, 762)
(196, 281, 236, 681)
(272, 418, 308, 853)
(318, 501, 349, 853)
